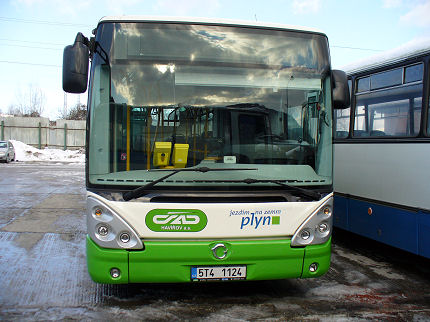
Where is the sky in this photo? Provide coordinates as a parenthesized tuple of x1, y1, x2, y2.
(0, 0, 429, 120)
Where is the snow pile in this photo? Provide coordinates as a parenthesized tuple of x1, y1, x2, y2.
(10, 140, 85, 163)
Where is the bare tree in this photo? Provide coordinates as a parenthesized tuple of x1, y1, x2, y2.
(57, 105, 67, 119)
(8, 84, 45, 117)
(66, 103, 87, 120)
(7, 104, 21, 116)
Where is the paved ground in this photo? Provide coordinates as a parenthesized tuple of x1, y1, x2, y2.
(0, 162, 429, 321)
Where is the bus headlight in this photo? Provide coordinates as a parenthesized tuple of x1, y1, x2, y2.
(318, 222, 329, 233)
(97, 224, 109, 236)
(110, 268, 121, 278)
(119, 232, 131, 243)
(300, 229, 312, 240)
(291, 196, 333, 246)
(87, 196, 143, 250)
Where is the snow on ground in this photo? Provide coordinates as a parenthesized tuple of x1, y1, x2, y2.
(10, 140, 84, 163)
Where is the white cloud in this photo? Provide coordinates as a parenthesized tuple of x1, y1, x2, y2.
(15, 0, 91, 16)
(16, 0, 41, 5)
(400, 0, 430, 27)
(292, 0, 322, 15)
(154, 0, 220, 16)
(106, 0, 140, 14)
(382, 0, 402, 8)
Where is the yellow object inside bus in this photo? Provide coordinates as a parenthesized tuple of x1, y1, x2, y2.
(153, 142, 189, 169)
(172, 144, 189, 168)
(153, 142, 172, 168)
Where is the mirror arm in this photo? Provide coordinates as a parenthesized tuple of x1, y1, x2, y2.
(89, 37, 109, 65)
(75, 34, 109, 65)
(75, 32, 90, 48)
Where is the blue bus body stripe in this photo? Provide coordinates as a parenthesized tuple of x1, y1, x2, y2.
(334, 195, 429, 259)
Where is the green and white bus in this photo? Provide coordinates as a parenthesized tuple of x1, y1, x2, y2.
(63, 16, 349, 284)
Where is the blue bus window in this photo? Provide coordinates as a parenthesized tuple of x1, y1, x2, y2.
(405, 64, 423, 83)
(370, 68, 402, 90)
(428, 94, 430, 136)
(357, 77, 370, 92)
(348, 79, 352, 98)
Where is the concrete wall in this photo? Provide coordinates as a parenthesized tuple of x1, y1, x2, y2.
(0, 116, 85, 150)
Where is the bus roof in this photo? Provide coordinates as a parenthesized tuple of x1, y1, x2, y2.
(342, 37, 430, 75)
(98, 16, 325, 36)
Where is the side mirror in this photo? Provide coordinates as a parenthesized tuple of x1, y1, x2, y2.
(63, 33, 89, 94)
(332, 70, 350, 109)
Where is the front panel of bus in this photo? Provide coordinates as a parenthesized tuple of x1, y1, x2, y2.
(85, 20, 335, 283)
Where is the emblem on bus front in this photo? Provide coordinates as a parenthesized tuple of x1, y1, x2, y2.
(146, 209, 207, 232)
(211, 243, 228, 260)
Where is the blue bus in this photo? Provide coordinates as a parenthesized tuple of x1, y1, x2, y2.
(333, 39, 430, 259)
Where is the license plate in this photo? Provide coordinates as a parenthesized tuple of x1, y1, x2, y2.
(191, 265, 247, 281)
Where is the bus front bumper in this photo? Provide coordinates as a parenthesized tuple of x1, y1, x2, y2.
(86, 235, 331, 284)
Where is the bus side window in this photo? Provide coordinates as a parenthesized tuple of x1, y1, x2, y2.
(353, 105, 368, 136)
(428, 99, 430, 135)
(353, 64, 423, 138)
(354, 88, 422, 137)
(428, 95, 430, 136)
(427, 63, 430, 136)
(334, 108, 350, 138)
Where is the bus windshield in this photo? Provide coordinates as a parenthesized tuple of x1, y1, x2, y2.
(88, 22, 333, 189)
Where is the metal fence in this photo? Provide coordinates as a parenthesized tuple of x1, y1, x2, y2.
(0, 116, 85, 150)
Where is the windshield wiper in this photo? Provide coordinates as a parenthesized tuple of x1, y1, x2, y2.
(122, 167, 257, 201)
(193, 178, 321, 200)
